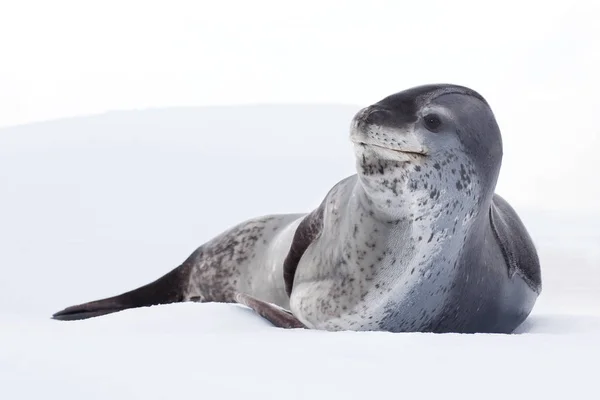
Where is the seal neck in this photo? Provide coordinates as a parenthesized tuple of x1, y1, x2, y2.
(354, 165, 491, 230)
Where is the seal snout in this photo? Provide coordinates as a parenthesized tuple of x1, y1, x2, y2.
(353, 105, 391, 129)
(351, 104, 427, 159)
(362, 106, 390, 126)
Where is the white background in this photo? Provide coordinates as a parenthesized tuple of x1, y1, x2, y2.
(2, 0, 599, 212)
(2, 0, 598, 126)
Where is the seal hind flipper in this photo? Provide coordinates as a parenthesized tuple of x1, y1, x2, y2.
(235, 292, 306, 329)
(52, 261, 193, 321)
(490, 194, 542, 293)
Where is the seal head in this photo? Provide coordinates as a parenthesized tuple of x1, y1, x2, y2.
(351, 84, 502, 218)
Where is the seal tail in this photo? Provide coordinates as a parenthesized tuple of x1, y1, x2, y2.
(52, 261, 194, 321)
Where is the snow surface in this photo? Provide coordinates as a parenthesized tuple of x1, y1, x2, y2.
(1, 106, 599, 399)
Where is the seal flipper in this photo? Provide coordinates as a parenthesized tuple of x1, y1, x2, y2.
(282, 202, 325, 297)
(235, 292, 306, 329)
(52, 261, 194, 321)
(490, 194, 542, 293)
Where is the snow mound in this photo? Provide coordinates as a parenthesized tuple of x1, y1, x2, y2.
(1, 106, 599, 399)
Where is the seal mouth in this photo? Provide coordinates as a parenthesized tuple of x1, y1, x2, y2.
(352, 141, 428, 157)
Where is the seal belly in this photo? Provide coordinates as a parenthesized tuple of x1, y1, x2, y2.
(246, 215, 305, 308)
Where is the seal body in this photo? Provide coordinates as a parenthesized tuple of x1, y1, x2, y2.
(53, 84, 541, 334)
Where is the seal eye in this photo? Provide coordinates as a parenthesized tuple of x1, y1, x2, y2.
(423, 114, 442, 132)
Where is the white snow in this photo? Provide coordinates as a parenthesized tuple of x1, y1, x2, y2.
(1, 106, 599, 399)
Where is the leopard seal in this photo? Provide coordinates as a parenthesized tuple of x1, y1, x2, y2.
(52, 83, 542, 333)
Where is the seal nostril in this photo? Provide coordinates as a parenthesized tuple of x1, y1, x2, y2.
(364, 108, 389, 125)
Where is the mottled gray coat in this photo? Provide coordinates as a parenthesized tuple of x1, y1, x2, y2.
(53, 84, 541, 334)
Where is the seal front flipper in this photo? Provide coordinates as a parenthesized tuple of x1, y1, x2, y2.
(235, 292, 306, 329)
(490, 194, 542, 293)
(282, 200, 326, 297)
(52, 261, 194, 321)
